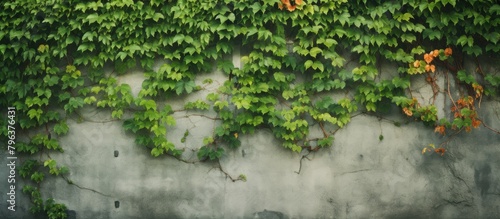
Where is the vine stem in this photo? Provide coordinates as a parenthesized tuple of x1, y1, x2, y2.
(173, 112, 220, 120)
(166, 153, 199, 164)
(479, 119, 500, 134)
(444, 70, 458, 110)
(439, 128, 463, 147)
(474, 57, 486, 77)
(425, 71, 440, 104)
(295, 151, 311, 174)
(73, 110, 120, 123)
(318, 122, 328, 137)
(215, 160, 243, 182)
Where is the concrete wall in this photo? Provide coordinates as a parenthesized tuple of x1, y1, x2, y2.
(1, 55, 500, 219)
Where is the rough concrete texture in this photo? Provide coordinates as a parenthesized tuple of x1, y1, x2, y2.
(1, 57, 500, 219)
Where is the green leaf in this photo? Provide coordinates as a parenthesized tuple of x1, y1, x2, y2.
(86, 13, 99, 24)
(140, 99, 157, 110)
(309, 47, 322, 58)
(274, 72, 286, 82)
(366, 102, 376, 112)
(203, 137, 214, 145)
(58, 92, 71, 102)
(397, 13, 413, 22)
(318, 136, 334, 147)
(250, 2, 261, 14)
(0, 44, 6, 55)
(234, 97, 251, 109)
(457, 70, 475, 84)
(304, 60, 313, 70)
(214, 100, 229, 110)
(185, 81, 196, 94)
(54, 121, 69, 135)
(44, 138, 60, 151)
(392, 77, 410, 88)
(463, 45, 482, 56)
(282, 90, 295, 100)
(152, 13, 164, 22)
(43, 75, 59, 86)
(173, 34, 185, 44)
(151, 124, 166, 137)
(126, 44, 142, 54)
(184, 100, 210, 110)
(312, 61, 324, 72)
(337, 12, 351, 26)
(114, 51, 127, 61)
(64, 97, 84, 113)
(256, 83, 269, 93)
(324, 39, 337, 48)
(151, 147, 163, 157)
(218, 60, 234, 74)
(227, 13, 235, 22)
(164, 115, 176, 126)
(27, 109, 43, 121)
(111, 109, 124, 119)
(31, 172, 45, 183)
(331, 56, 345, 67)
(452, 118, 464, 129)
(489, 4, 500, 14)
(457, 35, 473, 47)
(206, 93, 219, 102)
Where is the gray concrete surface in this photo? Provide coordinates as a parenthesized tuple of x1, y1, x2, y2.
(1, 56, 500, 219)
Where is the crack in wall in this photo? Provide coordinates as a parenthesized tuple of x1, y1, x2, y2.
(486, 192, 500, 197)
(442, 160, 479, 215)
(444, 199, 472, 206)
(62, 176, 111, 198)
(433, 199, 472, 209)
(444, 161, 474, 197)
(335, 169, 372, 177)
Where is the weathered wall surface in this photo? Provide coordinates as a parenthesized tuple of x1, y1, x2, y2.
(1, 57, 500, 219)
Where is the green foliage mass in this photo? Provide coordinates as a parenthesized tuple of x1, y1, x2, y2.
(1, 0, 499, 217)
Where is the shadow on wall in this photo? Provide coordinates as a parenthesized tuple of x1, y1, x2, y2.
(474, 164, 491, 197)
(253, 209, 287, 219)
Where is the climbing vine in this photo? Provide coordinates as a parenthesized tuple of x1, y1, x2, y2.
(1, 0, 500, 218)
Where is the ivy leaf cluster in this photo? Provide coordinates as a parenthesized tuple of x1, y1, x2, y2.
(1, 1, 499, 217)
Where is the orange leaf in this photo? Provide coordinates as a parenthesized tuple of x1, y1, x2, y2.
(472, 84, 483, 98)
(431, 49, 439, 57)
(434, 125, 446, 135)
(457, 98, 466, 107)
(434, 148, 446, 156)
(287, 4, 296, 11)
(425, 64, 431, 72)
(296, 0, 303, 5)
(278, 3, 284, 10)
(403, 107, 413, 116)
(430, 64, 436, 73)
(444, 47, 452, 56)
(424, 53, 433, 64)
(472, 119, 481, 128)
(467, 96, 474, 106)
(413, 60, 420, 68)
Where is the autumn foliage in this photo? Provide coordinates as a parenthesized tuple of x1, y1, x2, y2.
(278, 0, 304, 12)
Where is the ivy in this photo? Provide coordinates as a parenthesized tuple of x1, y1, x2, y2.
(1, 1, 500, 217)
